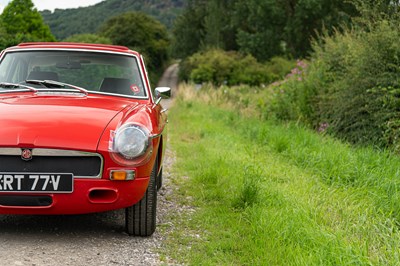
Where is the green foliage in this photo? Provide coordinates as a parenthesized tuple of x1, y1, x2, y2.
(63, 34, 112, 44)
(41, 0, 184, 40)
(0, 0, 55, 49)
(352, 0, 400, 27)
(0, 25, 15, 49)
(265, 56, 298, 79)
(281, 0, 356, 58)
(99, 11, 170, 84)
(172, 0, 358, 60)
(232, 166, 261, 209)
(267, 59, 319, 124)
(233, 0, 286, 60)
(171, 0, 237, 59)
(166, 88, 400, 265)
(180, 49, 294, 86)
(267, 8, 400, 150)
(170, 2, 205, 59)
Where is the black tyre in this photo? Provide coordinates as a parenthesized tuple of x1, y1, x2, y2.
(125, 158, 157, 236)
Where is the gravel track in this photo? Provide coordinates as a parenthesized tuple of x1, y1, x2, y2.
(0, 64, 180, 266)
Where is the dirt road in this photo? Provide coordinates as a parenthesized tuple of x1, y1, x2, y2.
(0, 65, 179, 266)
(157, 63, 179, 109)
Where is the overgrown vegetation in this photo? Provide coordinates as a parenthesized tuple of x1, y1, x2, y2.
(165, 85, 400, 265)
(179, 49, 295, 86)
(165, 3, 400, 262)
(266, 2, 400, 151)
(171, 1, 400, 152)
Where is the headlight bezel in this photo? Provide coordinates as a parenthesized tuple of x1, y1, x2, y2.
(109, 123, 153, 166)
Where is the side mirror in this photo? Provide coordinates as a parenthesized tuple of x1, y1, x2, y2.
(154, 87, 171, 105)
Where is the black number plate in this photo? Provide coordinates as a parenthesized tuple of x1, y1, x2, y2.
(0, 173, 73, 193)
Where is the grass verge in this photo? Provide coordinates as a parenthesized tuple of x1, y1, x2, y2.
(163, 84, 400, 265)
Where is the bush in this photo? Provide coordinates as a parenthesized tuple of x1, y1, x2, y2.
(180, 49, 294, 86)
(266, 59, 315, 123)
(266, 56, 298, 79)
(268, 19, 400, 150)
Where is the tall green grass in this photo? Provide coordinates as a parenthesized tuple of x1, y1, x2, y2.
(165, 85, 400, 265)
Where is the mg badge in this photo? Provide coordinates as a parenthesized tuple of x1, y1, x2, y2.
(21, 148, 33, 161)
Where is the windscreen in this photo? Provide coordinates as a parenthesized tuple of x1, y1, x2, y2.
(0, 50, 147, 97)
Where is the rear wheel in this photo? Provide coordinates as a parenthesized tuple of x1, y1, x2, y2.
(125, 158, 157, 236)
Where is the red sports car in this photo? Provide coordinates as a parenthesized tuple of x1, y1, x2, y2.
(0, 42, 170, 236)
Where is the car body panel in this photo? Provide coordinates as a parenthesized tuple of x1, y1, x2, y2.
(0, 178, 150, 215)
(0, 42, 168, 215)
(0, 93, 136, 150)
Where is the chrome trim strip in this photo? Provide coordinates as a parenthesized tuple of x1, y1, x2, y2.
(0, 148, 23, 155)
(0, 148, 103, 179)
(150, 133, 162, 139)
(35, 89, 87, 95)
(150, 125, 167, 139)
(0, 89, 33, 94)
(3, 47, 136, 57)
(0, 148, 97, 156)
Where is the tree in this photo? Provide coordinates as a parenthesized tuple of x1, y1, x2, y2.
(100, 12, 170, 73)
(233, 0, 358, 59)
(0, 0, 56, 44)
(171, 0, 238, 58)
(203, 0, 237, 51)
(171, 0, 206, 58)
(233, 0, 286, 61)
(281, 0, 357, 58)
(172, 0, 359, 60)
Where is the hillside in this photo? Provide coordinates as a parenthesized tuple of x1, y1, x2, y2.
(41, 0, 185, 40)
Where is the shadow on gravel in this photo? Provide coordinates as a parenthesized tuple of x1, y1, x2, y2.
(0, 209, 126, 237)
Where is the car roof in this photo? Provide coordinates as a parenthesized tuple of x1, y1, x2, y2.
(4, 42, 141, 57)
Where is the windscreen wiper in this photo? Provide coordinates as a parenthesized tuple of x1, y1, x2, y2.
(25, 79, 88, 95)
(0, 82, 38, 92)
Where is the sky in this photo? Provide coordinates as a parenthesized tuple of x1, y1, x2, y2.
(0, 0, 104, 13)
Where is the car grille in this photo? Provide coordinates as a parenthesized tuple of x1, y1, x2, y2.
(0, 148, 103, 178)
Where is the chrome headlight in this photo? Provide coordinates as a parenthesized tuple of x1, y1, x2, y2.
(114, 124, 150, 159)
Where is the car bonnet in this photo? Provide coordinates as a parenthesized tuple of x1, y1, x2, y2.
(0, 93, 140, 151)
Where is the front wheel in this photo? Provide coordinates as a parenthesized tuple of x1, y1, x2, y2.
(125, 158, 157, 236)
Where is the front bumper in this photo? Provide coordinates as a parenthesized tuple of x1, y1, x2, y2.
(0, 177, 149, 215)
